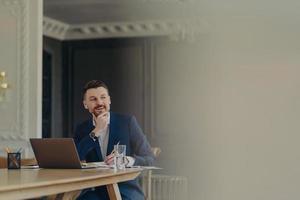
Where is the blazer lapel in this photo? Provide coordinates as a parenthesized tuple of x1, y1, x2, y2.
(87, 118, 103, 161)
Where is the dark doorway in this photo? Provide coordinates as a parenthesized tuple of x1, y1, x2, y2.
(43, 37, 154, 139)
(42, 50, 52, 138)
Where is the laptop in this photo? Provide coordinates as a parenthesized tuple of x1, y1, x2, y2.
(30, 138, 107, 169)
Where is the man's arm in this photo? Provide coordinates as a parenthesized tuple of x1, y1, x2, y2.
(73, 124, 96, 160)
(129, 116, 155, 166)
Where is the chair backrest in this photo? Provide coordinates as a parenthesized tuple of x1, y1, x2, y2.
(140, 147, 161, 200)
(22, 158, 37, 166)
(0, 157, 6, 168)
(151, 147, 161, 158)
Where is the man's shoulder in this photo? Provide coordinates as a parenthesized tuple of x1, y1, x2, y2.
(111, 112, 132, 121)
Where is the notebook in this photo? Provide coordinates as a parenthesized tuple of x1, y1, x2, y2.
(30, 138, 108, 169)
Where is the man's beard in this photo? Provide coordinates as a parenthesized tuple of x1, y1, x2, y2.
(93, 105, 106, 116)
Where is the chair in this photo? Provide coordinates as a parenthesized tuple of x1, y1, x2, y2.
(143, 147, 161, 200)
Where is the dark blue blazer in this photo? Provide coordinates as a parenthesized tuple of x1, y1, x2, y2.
(73, 112, 155, 200)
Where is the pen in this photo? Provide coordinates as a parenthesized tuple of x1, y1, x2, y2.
(110, 141, 120, 155)
(4, 147, 11, 153)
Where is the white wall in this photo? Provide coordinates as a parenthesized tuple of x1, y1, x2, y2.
(153, 2, 300, 199)
(0, 0, 42, 156)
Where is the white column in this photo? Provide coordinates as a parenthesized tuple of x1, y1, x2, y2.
(0, 0, 43, 157)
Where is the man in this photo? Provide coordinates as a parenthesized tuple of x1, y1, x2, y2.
(74, 80, 154, 200)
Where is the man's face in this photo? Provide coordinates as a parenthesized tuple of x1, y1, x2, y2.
(83, 87, 111, 116)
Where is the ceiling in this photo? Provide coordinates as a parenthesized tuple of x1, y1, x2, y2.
(44, 0, 197, 25)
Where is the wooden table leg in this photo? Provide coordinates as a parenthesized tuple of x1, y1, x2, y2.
(61, 190, 81, 200)
(45, 184, 120, 200)
(45, 190, 81, 200)
(107, 183, 122, 200)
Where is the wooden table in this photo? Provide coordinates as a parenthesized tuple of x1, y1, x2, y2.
(0, 168, 141, 200)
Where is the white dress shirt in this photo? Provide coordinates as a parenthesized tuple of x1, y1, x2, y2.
(93, 113, 135, 166)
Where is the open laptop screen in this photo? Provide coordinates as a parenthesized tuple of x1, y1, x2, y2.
(30, 138, 82, 169)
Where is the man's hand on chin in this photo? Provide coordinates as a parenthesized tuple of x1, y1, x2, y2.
(92, 112, 108, 136)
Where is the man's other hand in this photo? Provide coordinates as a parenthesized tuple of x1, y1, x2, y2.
(104, 153, 114, 165)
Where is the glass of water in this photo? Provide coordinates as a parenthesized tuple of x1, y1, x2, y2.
(113, 145, 126, 170)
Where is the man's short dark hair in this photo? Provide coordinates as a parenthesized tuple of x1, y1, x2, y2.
(83, 80, 109, 99)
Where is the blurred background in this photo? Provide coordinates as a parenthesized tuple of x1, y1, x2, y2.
(1, 0, 300, 199)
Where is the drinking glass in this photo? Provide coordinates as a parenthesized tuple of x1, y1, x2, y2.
(113, 145, 126, 170)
